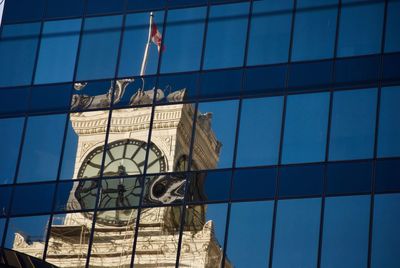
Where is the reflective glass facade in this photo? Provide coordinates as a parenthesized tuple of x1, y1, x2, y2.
(0, 0, 399, 267)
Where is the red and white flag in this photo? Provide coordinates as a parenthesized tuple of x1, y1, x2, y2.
(151, 21, 164, 53)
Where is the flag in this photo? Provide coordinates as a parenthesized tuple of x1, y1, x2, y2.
(151, 21, 164, 53)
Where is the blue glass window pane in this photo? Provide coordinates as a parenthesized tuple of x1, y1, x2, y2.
(0, 23, 40, 87)
(11, 183, 55, 215)
(383, 53, 400, 83)
(292, 0, 337, 61)
(29, 84, 72, 113)
(118, 12, 164, 77)
(0, 117, 24, 184)
(232, 167, 276, 200)
(161, 7, 206, 73)
(45, 0, 85, 19)
(168, 0, 207, 7)
(204, 2, 249, 69)
(158, 73, 199, 101)
(321, 195, 370, 268)
(35, 19, 81, 84)
(378, 86, 400, 157)
(127, 0, 166, 11)
(326, 161, 372, 195)
(247, 0, 293, 65)
(0, 87, 30, 115)
(86, 0, 125, 15)
(371, 194, 400, 268)
(2, 0, 45, 23)
(18, 114, 66, 183)
(244, 65, 287, 95)
(329, 88, 377, 161)
(375, 159, 400, 193)
(385, 0, 400, 53)
(335, 55, 380, 86)
(54, 181, 74, 212)
(279, 164, 324, 197)
(288, 60, 333, 90)
(337, 1, 384, 57)
(187, 170, 231, 203)
(273, 198, 321, 268)
(199, 69, 242, 99)
(282, 92, 329, 164)
(0, 186, 12, 217)
(77, 15, 122, 81)
(196, 100, 239, 169)
(0, 219, 5, 244)
(227, 201, 273, 268)
(236, 97, 283, 167)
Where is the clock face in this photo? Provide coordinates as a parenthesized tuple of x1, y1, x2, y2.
(78, 139, 166, 178)
(75, 139, 167, 225)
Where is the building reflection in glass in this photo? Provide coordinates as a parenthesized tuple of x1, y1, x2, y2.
(10, 78, 229, 267)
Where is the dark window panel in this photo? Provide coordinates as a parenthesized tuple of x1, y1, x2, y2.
(199, 69, 242, 99)
(187, 170, 231, 203)
(273, 198, 321, 268)
(127, 0, 166, 11)
(334, 55, 380, 87)
(371, 194, 400, 268)
(375, 159, 400, 193)
(0, 186, 12, 217)
(86, 0, 125, 15)
(326, 161, 372, 195)
(247, 0, 293, 65)
(291, 0, 338, 61)
(29, 84, 72, 113)
(45, 0, 85, 19)
(76, 15, 123, 81)
(232, 167, 276, 200)
(236, 96, 283, 167)
(288, 61, 333, 91)
(385, 0, 400, 53)
(337, 0, 384, 57)
(2, 0, 45, 23)
(244, 65, 287, 96)
(53, 181, 75, 213)
(160, 7, 206, 73)
(0, 117, 24, 185)
(227, 201, 273, 268)
(71, 80, 116, 111)
(167, 0, 207, 8)
(378, 86, 400, 157)
(282, 92, 330, 164)
(328, 88, 377, 161)
(112, 77, 156, 109)
(11, 183, 55, 215)
(118, 12, 164, 77)
(34, 19, 81, 85)
(279, 164, 324, 197)
(157, 73, 199, 102)
(321, 195, 370, 268)
(0, 87, 30, 115)
(0, 23, 41, 88)
(17, 114, 67, 183)
(204, 2, 249, 69)
(382, 53, 400, 84)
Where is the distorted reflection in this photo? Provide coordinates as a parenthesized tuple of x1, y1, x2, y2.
(8, 71, 228, 266)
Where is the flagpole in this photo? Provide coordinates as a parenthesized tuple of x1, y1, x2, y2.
(140, 12, 154, 78)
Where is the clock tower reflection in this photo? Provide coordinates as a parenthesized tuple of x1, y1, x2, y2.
(12, 80, 231, 268)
